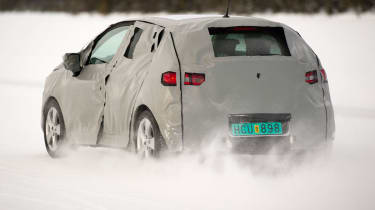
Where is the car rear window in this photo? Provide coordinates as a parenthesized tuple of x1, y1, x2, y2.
(209, 27, 291, 57)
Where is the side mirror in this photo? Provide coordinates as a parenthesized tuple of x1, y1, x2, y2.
(63, 53, 81, 76)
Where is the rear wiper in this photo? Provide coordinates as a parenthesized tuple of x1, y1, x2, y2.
(248, 53, 282, 56)
(259, 53, 282, 56)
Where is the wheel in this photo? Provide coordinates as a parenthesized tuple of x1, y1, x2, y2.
(134, 110, 165, 158)
(43, 99, 66, 158)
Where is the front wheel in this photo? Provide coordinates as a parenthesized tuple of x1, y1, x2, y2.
(43, 99, 66, 158)
(134, 110, 166, 158)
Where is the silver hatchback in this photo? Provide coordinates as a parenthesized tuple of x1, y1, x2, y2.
(41, 16, 335, 157)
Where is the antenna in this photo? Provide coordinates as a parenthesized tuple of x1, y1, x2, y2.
(223, 0, 231, 18)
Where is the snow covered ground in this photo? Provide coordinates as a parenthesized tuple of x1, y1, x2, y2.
(0, 12, 375, 210)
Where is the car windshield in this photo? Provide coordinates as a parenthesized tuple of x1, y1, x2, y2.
(209, 26, 291, 57)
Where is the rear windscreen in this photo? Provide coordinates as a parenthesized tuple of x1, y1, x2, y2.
(209, 27, 291, 57)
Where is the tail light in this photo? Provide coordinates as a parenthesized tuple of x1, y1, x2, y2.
(320, 69, 328, 83)
(305, 70, 318, 84)
(161, 71, 176, 86)
(184, 73, 205, 86)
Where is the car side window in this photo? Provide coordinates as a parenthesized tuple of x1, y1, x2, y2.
(124, 27, 143, 59)
(88, 25, 130, 64)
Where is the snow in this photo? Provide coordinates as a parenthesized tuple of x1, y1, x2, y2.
(0, 12, 375, 210)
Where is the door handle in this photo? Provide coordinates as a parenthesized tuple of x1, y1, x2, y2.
(105, 75, 110, 85)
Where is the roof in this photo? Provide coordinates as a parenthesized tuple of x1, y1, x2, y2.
(125, 15, 284, 31)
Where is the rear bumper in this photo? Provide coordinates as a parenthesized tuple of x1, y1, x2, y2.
(181, 111, 328, 152)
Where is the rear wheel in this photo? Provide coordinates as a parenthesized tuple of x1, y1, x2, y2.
(134, 110, 165, 158)
(43, 99, 66, 158)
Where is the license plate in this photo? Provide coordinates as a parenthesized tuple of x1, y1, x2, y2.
(231, 122, 283, 136)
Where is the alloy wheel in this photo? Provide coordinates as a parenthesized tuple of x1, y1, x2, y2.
(136, 118, 155, 158)
(45, 107, 61, 152)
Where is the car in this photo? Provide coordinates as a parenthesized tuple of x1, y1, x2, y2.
(41, 15, 335, 158)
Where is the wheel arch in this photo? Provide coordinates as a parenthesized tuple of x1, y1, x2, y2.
(43, 96, 59, 111)
(133, 105, 151, 126)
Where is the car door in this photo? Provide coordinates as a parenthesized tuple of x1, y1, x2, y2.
(61, 22, 132, 145)
(101, 21, 164, 147)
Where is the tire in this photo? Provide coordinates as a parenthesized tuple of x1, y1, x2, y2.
(133, 110, 166, 158)
(42, 98, 66, 158)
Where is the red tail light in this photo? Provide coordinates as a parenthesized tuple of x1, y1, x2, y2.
(320, 69, 328, 83)
(161, 71, 176, 86)
(184, 73, 205, 86)
(305, 70, 318, 84)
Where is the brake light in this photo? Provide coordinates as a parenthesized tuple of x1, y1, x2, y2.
(320, 69, 328, 83)
(305, 70, 318, 84)
(232, 27, 257, 31)
(184, 73, 205, 86)
(161, 71, 176, 86)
